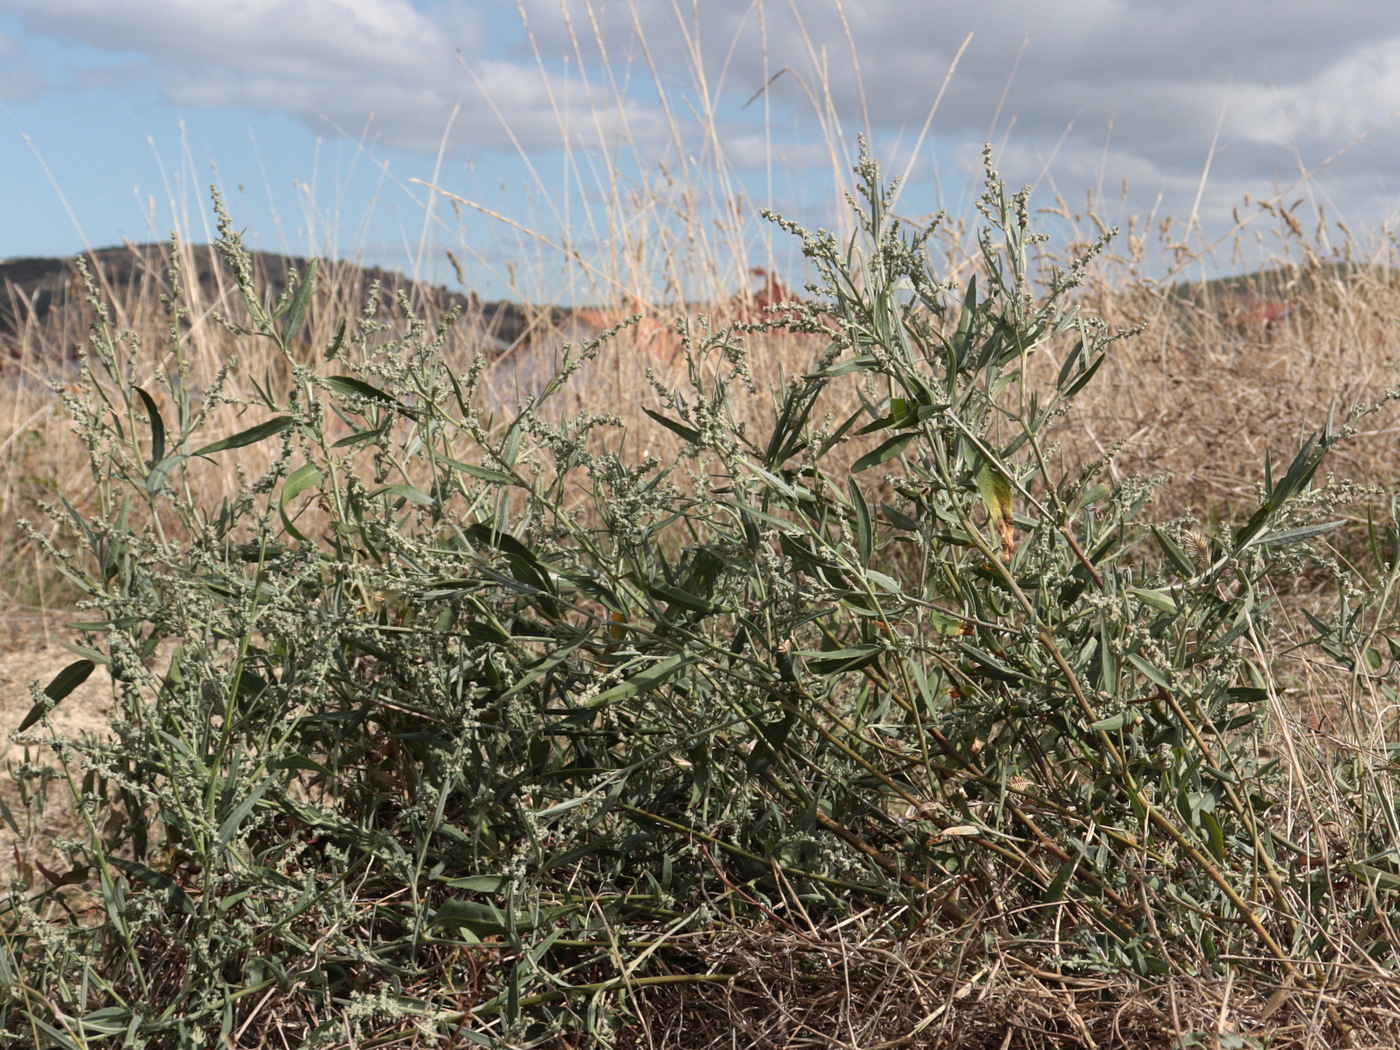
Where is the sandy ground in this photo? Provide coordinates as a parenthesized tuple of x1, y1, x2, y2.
(0, 613, 123, 881)
(0, 615, 116, 754)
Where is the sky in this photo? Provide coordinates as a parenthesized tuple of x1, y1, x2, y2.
(2, 0, 1399, 304)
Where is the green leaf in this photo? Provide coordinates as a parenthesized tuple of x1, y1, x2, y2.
(642, 407, 701, 444)
(330, 424, 389, 449)
(108, 856, 195, 915)
(881, 503, 921, 532)
(456, 463, 518, 485)
(959, 644, 1023, 682)
(268, 754, 336, 777)
(1060, 350, 1105, 399)
(855, 396, 938, 435)
(1054, 338, 1085, 389)
(864, 569, 902, 593)
(1129, 587, 1178, 615)
(18, 659, 96, 732)
(1125, 651, 1171, 689)
(279, 258, 317, 344)
(1349, 863, 1400, 893)
(647, 580, 725, 615)
(498, 637, 590, 700)
(851, 432, 917, 472)
(1089, 709, 1137, 732)
(957, 275, 978, 344)
(803, 645, 883, 675)
(1253, 520, 1346, 549)
(374, 483, 435, 507)
(432, 899, 535, 937)
(1234, 433, 1328, 548)
(1199, 810, 1226, 861)
(1152, 525, 1197, 577)
(135, 386, 165, 467)
(465, 522, 542, 565)
(1224, 686, 1268, 704)
(324, 315, 347, 359)
(747, 711, 796, 776)
(0, 794, 19, 837)
(847, 477, 872, 563)
(216, 774, 276, 849)
(191, 415, 293, 457)
(145, 453, 189, 496)
(440, 875, 512, 893)
(737, 460, 806, 500)
(279, 463, 323, 542)
(807, 355, 879, 379)
(466, 522, 560, 616)
(74, 1007, 136, 1037)
(588, 654, 694, 707)
(325, 375, 419, 419)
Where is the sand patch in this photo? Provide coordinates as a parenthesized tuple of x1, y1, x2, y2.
(0, 616, 122, 882)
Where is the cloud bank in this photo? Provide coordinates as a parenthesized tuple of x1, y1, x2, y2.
(10, 0, 1400, 236)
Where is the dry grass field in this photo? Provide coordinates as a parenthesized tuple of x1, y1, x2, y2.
(4, 208, 1398, 611)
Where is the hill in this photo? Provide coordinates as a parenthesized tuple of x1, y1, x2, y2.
(0, 242, 549, 358)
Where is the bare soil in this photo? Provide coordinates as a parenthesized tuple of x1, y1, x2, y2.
(0, 612, 118, 878)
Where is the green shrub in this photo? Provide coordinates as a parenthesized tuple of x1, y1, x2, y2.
(4, 148, 1398, 1047)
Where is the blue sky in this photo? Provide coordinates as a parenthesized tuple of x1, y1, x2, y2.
(3, 0, 1400, 303)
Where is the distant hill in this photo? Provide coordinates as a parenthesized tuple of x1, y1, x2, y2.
(1166, 260, 1397, 307)
(0, 243, 555, 355)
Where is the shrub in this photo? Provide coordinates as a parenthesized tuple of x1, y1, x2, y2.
(4, 147, 1399, 1047)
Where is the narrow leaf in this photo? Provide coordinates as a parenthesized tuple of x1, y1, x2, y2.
(852, 432, 917, 472)
(279, 258, 317, 344)
(216, 774, 276, 848)
(1129, 587, 1178, 615)
(848, 477, 873, 563)
(1090, 709, 1137, 732)
(145, 453, 189, 496)
(279, 463, 323, 542)
(18, 659, 96, 732)
(647, 581, 725, 615)
(191, 415, 293, 457)
(881, 503, 920, 532)
(457, 463, 517, 485)
(1054, 338, 1085, 389)
(375, 483, 435, 507)
(108, 856, 195, 915)
(1152, 525, 1197, 577)
(268, 754, 336, 777)
(432, 899, 529, 937)
(1061, 351, 1105, 399)
(1254, 520, 1346, 549)
(1126, 651, 1171, 689)
(324, 315, 347, 359)
(588, 654, 693, 707)
(803, 645, 883, 675)
(135, 386, 165, 467)
(642, 407, 702, 444)
(325, 375, 418, 419)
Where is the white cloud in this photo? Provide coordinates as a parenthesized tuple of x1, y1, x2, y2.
(10, 0, 1400, 238)
(7, 0, 669, 155)
(514, 0, 1400, 229)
